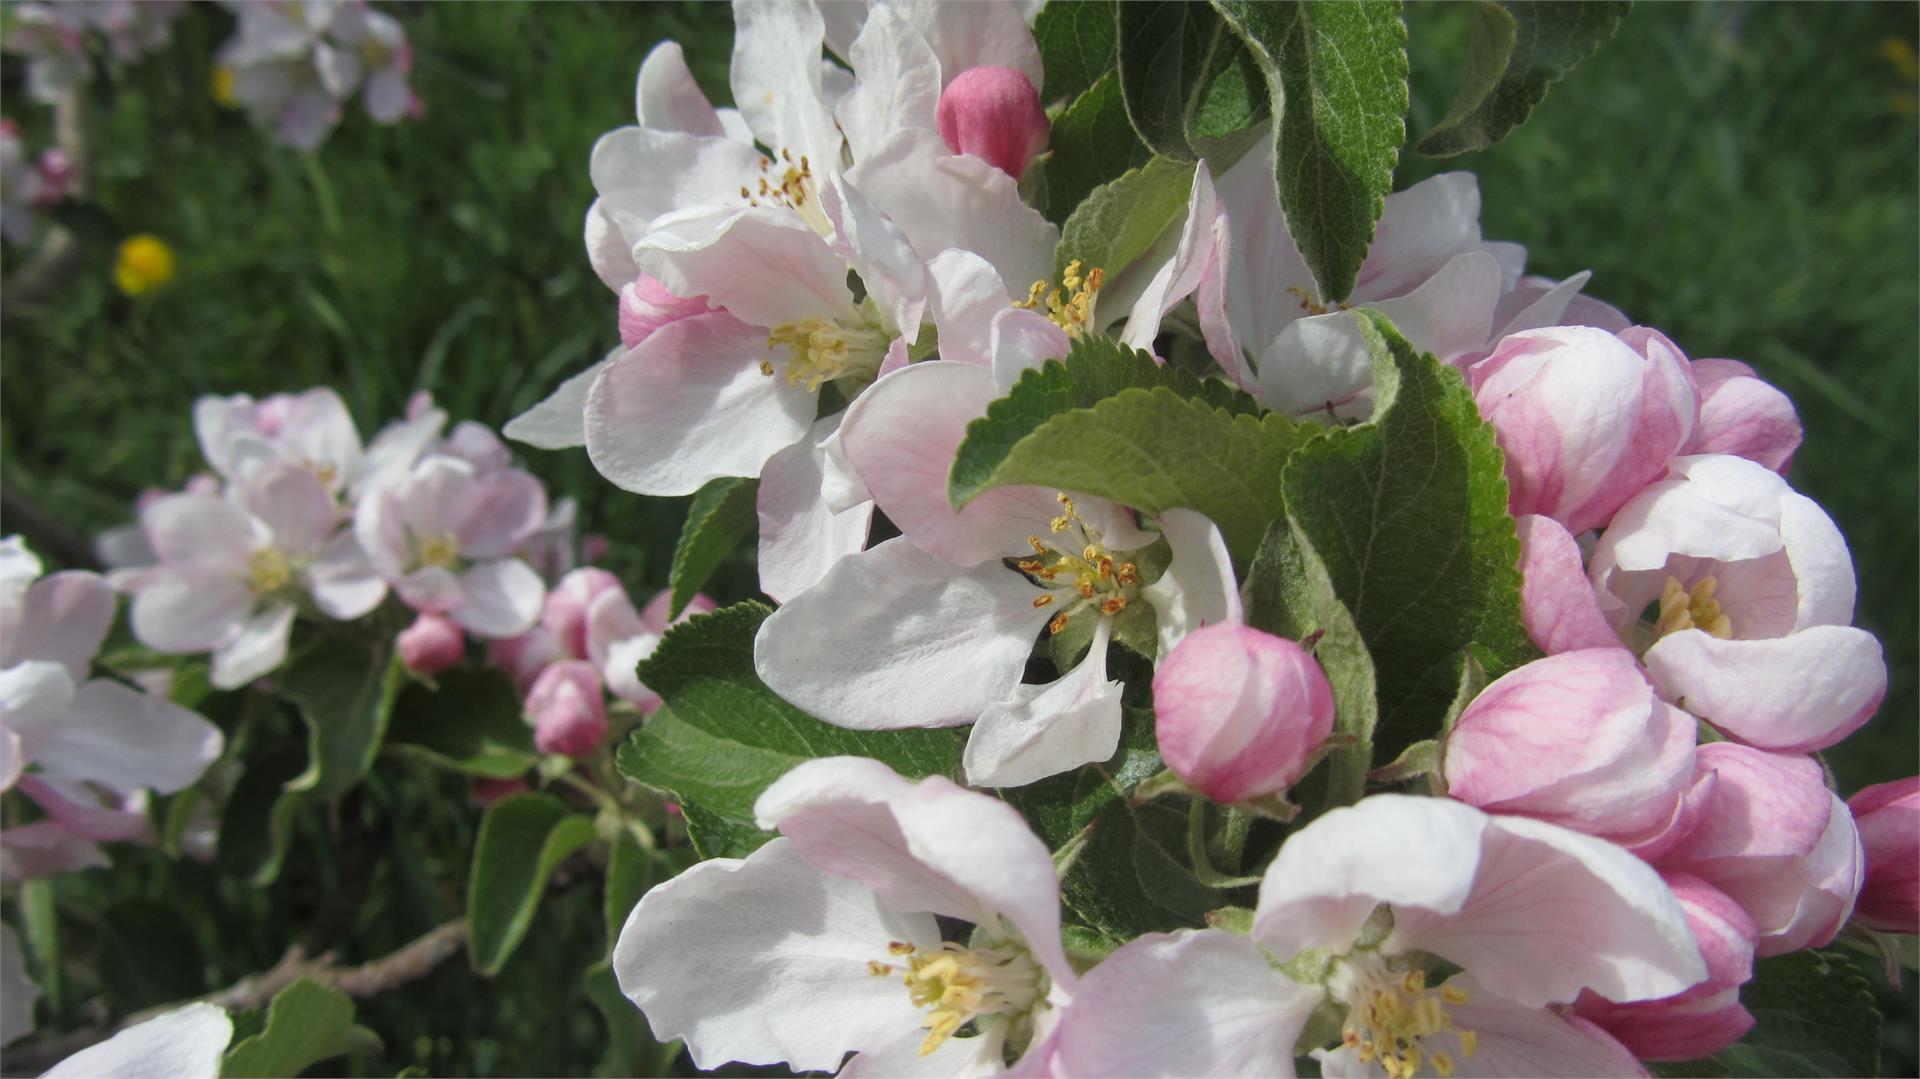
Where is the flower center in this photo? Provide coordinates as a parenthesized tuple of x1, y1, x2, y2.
(869, 940, 1044, 1057)
(741, 148, 833, 239)
(417, 532, 462, 569)
(1014, 493, 1140, 636)
(1329, 956, 1477, 1079)
(1653, 575, 1732, 639)
(762, 314, 891, 392)
(1014, 260, 1104, 336)
(245, 547, 291, 595)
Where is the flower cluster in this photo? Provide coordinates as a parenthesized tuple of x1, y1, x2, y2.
(498, 3, 1919, 1076)
(213, 0, 418, 151)
(1, 0, 187, 104)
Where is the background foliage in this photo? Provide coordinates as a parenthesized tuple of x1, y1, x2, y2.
(2, 2, 1913, 1075)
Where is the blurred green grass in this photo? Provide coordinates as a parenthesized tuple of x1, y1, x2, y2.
(2, 1, 1915, 1074)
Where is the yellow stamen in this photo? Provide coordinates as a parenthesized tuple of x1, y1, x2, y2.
(765, 315, 890, 392)
(873, 942, 1043, 1058)
(1032, 594, 1053, 608)
(1012, 260, 1105, 336)
(1653, 575, 1734, 639)
(418, 533, 461, 569)
(246, 548, 290, 594)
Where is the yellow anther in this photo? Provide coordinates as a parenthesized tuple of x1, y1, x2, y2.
(1336, 958, 1476, 1079)
(1654, 575, 1733, 640)
(868, 961, 894, 976)
(1049, 515, 1071, 533)
(1028, 535, 1049, 556)
(1286, 284, 1329, 316)
(884, 942, 1042, 1058)
(1459, 1030, 1478, 1058)
(1433, 1051, 1456, 1077)
(1402, 970, 1427, 993)
(418, 533, 461, 569)
(1049, 611, 1070, 635)
(888, 941, 915, 956)
(1032, 594, 1054, 608)
(1012, 264, 1105, 335)
(1117, 562, 1140, 586)
(766, 315, 888, 391)
(246, 548, 291, 594)
(1441, 984, 1470, 1005)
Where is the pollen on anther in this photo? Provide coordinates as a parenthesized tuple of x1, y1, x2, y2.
(1100, 597, 1127, 615)
(1032, 595, 1054, 608)
(758, 361, 775, 376)
(1048, 612, 1070, 635)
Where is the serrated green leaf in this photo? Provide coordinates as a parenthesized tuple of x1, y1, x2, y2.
(221, 979, 381, 1078)
(1212, 0, 1409, 301)
(1658, 949, 1883, 1078)
(1116, 2, 1222, 162)
(1042, 69, 1153, 225)
(1055, 156, 1195, 284)
(949, 349, 1295, 566)
(1034, 0, 1117, 105)
(384, 666, 540, 778)
(1277, 310, 1533, 763)
(466, 791, 598, 976)
(615, 603, 966, 858)
(1416, 1, 1631, 157)
(278, 634, 405, 801)
(1187, 25, 1271, 164)
(1244, 523, 1378, 810)
(669, 476, 758, 618)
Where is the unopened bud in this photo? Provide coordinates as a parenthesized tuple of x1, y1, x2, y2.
(1152, 623, 1334, 803)
(397, 612, 464, 675)
(936, 66, 1049, 180)
(527, 660, 608, 758)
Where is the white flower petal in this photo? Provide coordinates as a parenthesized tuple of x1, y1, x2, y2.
(450, 560, 545, 639)
(757, 414, 874, 603)
(504, 354, 614, 450)
(41, 1002, 232, 1079)
(613, 837, 936, 1073)
(964, 616, 1123, 789)
(209, 602, 296, 689)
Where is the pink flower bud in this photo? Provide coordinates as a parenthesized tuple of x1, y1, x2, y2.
(1683, 358, 1802, 474)
(936, 66, 1049, 180)
(1574, 871, 1756, 1061)
(542, 567, 626, 661)
(397, 612, 464, 675)
(1470, 325, 1697, 534)
(1513, 514, 1616, 656)
(1152, 623, 1334, 803)
(639, 587, 715, 633)
(1444, 648, 1696, 845)
(472, 776, 528, 807)
(618, 275, 710, 349)
(32, 148, 70, 208)
(527, 660, 608, 758)
(580, 534, 611, 564)
(1660, 743, 1864, 957)
(1847, 776, 1919, 933)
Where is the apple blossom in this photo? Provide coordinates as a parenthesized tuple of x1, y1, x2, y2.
(581, 584, 712, 710)
(214, 0, 417, 150)
(1152, 623, 1335, 804)
(128, 462, 385, 687)
(1200, 151, 1582, 420)
(1043, 795, 1703, 1078)
(1683, 358, 1802, 474)
(1658, 742, 1863, 957)
(1573, 871, 1757, 1062)
(541, 567, 626, 661)
(1443, 648, 1698, 855)
(1469, 325, 1697, 535)
(397, 611, 465, 676)
(614, 757, 1075, 1074)
(758, 361, 1240, 787)
(526, 660, 607, 758)
(1512, 515, 1619, 656)
(1589, 453, 1887, 752)
(354, 455, 548, 638)
(2, 3, 90, 104)
(194, 385, 441, 501)
(1846, 776, 1919, 933)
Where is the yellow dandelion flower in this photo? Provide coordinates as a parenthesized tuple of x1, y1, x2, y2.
(114, 234, 176, 297)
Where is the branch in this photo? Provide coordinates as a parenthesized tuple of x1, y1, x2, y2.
(2, 920, 469, 1074)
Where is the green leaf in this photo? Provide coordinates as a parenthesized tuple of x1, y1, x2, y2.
(20, 879, 63, 1022)
(1244, 523, 1378, 809)
(384, 666, 540, 779)
(221, 979, 382, 1079)
(466, 791, 598, 976)
(1034, 0, 1117, 104)
(277, 634, 405, 801)
(615, 603, 965, 858)
(1416, 1, 1631, 157)
(95, 901, 205, 1017)
(1057, 800, 1221, 944)
(1042, 70, 1153, 226)
(1655, 950, 1882, 1079)
(948, 338, 1294, 566)
(1115, 2, 1222, 161)
(1055, 156, 1195, 284)
(1277, 310, 1533, 762)
(1212, 0, 1409, 301)
(1186, 26, 1272, 164)
(1000, 705, 1163, 850)
(669, 476, 758, 619)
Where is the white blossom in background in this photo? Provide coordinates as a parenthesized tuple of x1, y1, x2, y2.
(214, 0, 419, 151)
(2, 1, 188, 103)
